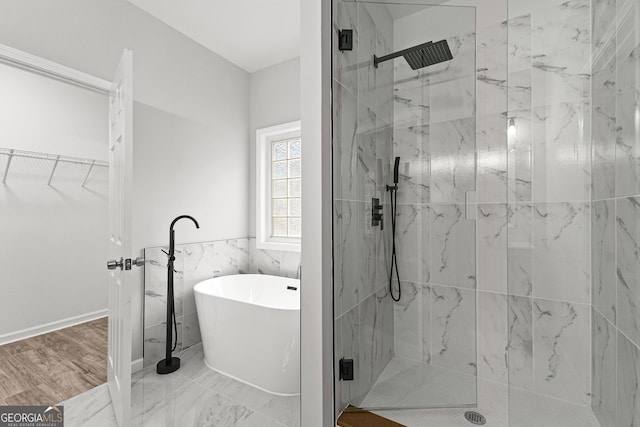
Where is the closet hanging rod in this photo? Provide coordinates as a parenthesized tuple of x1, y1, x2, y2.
(1, 148, 108, 186)
(0, 148, 108, 167)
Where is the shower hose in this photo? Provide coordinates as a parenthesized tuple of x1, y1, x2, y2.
(388, 186, 401, 302)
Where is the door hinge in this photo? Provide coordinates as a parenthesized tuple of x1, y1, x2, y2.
(339, 358, 354, 381)
(339, 30, 353, 51)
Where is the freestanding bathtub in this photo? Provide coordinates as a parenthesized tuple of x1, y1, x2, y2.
(194, 274, 300, 395)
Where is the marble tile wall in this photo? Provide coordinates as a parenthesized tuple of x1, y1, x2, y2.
(591, 0, 640, 424)
(333, 0, 395, 415)
(248, 238, 301, 278)
(143, 238, 300, 368)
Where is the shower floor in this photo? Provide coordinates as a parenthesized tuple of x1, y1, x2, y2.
(360, 357, 601, 427)
(361, 357, 478, 409)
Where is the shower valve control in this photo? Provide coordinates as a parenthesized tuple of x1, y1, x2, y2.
(372, 198, 383, 230)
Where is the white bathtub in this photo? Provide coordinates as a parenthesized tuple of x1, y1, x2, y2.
(194, 274, 300, 395)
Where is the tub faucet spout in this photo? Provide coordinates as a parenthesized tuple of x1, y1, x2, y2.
(170, 215, 200, 232)
(169, 215, 200, 255)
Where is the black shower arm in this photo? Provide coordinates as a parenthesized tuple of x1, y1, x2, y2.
(373, 41, 434, 68)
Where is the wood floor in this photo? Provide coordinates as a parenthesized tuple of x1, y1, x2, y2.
(0, 317, 107, 406)
(338, 406, 406, 427)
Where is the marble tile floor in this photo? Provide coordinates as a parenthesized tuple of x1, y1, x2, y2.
(61, 343, 300, 427)
(61, 351, 600, 427)
(360, 357, 600, 427)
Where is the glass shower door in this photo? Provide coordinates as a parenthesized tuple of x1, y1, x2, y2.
(333, 1, 478, 413)
(505, 0, 605, 423)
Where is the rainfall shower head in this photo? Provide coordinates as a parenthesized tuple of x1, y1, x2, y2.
(374, 39, 453, 70)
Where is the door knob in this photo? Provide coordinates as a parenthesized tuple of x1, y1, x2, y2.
(107, 257, 124, 270)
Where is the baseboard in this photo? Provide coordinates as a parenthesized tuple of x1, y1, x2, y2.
(0, 309, 108, 345)
(131, 357, 144, 373)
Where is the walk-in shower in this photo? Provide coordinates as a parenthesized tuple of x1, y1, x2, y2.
(333, 0, 478, 417)
(333, 0, 633, 425)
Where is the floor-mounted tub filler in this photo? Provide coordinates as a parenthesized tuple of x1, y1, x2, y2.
(194, 274, 300, 395)
(157, 215, 199, 375)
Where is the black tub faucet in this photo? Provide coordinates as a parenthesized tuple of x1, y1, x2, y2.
(157, 214, 199, 375)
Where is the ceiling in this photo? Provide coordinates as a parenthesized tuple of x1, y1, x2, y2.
(127, 0, 301, 73)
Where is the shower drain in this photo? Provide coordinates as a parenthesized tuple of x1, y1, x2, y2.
(464, 411, 487, 425)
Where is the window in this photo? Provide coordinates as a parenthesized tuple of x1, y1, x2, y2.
(256, 121, 301, 252)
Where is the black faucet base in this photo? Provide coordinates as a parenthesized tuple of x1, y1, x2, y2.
(156, 357, 181, 375)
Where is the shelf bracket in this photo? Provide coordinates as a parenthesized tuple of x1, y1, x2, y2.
(47, 155, 60, 186)
(2, 149, 14, 184)
(81, 160, 96, 188)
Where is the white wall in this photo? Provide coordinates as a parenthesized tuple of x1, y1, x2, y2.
(300, 0, 334, 424)
(0, 0, 250, 360)
(0, 63, 108, 161)
(249, 57, 300, 237)
(0, 62, 109, 339)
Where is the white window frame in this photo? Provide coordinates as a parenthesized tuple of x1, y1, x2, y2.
(256, 120, 302, 252)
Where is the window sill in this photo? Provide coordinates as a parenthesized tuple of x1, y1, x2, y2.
(256, 240, 301, 253)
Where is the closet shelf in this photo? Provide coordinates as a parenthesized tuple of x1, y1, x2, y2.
(0, 147, 108, 186)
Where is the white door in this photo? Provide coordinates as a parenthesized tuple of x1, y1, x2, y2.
(106, 49, 133, 427)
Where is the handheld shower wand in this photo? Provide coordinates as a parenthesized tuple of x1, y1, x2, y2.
(393, 156, 400, 186)
(387, 157, 402, 302)
(157, 215, 200, 375)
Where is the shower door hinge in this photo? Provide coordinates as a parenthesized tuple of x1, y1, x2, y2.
(339, 30, 353, 51)
(339, 358, 354, 381)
